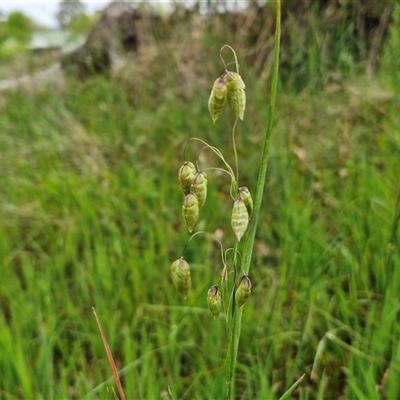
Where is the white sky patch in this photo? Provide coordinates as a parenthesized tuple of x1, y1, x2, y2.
(0, 1, 112, 28)
(0, 1, 254, 28)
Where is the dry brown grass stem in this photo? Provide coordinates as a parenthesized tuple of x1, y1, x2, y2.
(93, 307, 127, 400)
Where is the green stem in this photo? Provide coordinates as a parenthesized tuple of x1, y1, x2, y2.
(184, 137, 236, 182)
(224, 1, 281, 398)
(232, 117, 239, 185)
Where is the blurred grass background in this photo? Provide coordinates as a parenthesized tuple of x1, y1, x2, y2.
(0, 1, 399, 399)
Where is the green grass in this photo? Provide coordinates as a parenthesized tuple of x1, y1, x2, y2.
(1, 25, 400, 400)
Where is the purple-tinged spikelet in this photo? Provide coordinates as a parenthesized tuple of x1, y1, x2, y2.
(235, 275, 252, 308)
(207, 285, 222, 320)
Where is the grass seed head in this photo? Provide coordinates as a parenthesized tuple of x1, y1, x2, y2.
(224, 71, 246, 120)
(238, 186, 253, 219)
(235, 275, 252, 308)
(207, 285, 222, 320)
(182, 192, 199, 233)
(231, 199, 249, 242)
(170, 257, 192, 299)
(208, 77, 227, 124)
(178, 161, 197, 195)
(190, 171, 208, 209)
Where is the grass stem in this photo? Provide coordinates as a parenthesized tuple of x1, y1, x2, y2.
(223, 1, 281, 398)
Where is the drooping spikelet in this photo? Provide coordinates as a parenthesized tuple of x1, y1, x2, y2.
(235, 275, 252, 308)
(238, 186, 253, 219)
(178, 161, 197, 195)
(170, 258, 191, 298)
(182, 192, 199, 233)
(207, 285, 222, 320)
(190, 171, 208, 209)
(224, 71, 246, 120)
(208, 77, 227, 124)
(231, 199, 249, 242)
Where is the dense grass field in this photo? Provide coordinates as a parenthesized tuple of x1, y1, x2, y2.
(1, 5, 400, 400)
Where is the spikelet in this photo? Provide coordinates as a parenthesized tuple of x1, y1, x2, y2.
(170, 258, 191, 298)
(221, 265, 227, 281)
(235, 275, 252, 308)
(224, 71, 245, 89)
(231, 199, 249, 242)
(190, 171, 208, 209)
(178, 161, 197, 195)
(238, 186, 253, 219)
(224, 71, 246, 120)
(182, 193, 199, 233)
(208, 77, 227, 124)
(207, 285, 222, 320)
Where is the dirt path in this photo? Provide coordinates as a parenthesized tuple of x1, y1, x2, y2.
(0, 62, 63, 92)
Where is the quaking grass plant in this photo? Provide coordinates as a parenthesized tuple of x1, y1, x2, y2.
(171, 2, 303, 399)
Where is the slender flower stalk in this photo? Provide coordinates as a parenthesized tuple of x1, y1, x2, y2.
(171, 2, 281, 399)
(224, 1, 281, 398)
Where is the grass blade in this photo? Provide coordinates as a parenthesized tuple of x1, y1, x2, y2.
(92, 307, 127, 400)
(278, 374, 306, 400)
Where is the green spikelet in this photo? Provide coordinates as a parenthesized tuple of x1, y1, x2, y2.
(235, 275, 252, 308)
(231, 199, 249, 242)
(170, 258, 191, 298)
(238, 186, 253, 219)
(224, 71, 246, 120)
(182, 192, 199, 233)
(208, 77, 227, 124)
(207, 285, 222, 320)
(178, 161, 197, 195)
(190, 171, 207, 209)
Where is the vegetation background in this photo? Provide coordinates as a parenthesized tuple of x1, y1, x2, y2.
(0, 1, 399, 399)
